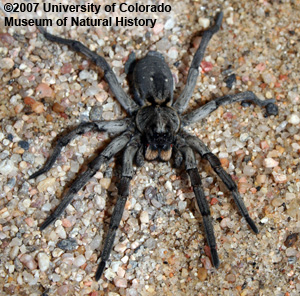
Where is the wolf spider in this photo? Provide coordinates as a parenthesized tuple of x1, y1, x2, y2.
(30, 11, 278, 280)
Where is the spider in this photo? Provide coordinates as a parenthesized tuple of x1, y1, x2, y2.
(30, 11, 278, 281)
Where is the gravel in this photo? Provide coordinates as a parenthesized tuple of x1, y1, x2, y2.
(1, 1, 299, 295)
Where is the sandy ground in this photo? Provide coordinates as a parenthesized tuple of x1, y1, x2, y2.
(0, 0, 299, 295)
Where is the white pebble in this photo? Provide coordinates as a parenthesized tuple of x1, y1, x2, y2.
(288, 113, 300, 125)
(178, 200, 187, 212)
(73, 255, 86, 267)
(263, 158, 279, 168)
(114, 240, 128, 253)
(286, 247, 297, 257)
(10, 246, 19, 259)
(85, 85, 100, 96)
(168, 47, 178, 59)
(239, 133, 250, 142)
(140, 211, 149, 224)
(121, 255, 129, 264)
(164, 18, 175, 30)
(37, 252, 50, 271)
(198, 17, 210, 29)
(55, 225, 66, 239)
(165, 180, 173, 191)
(0, 159, 14, 175)
(260, 217, 268, 224)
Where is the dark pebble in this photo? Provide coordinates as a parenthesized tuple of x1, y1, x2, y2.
(144, 186, 157, 200)
(224, 73, 236, 89)
(7, 133, 13, 141)
(89, 105, 103, 121)
(18, 140, 29, 150)
(284, 233, 298, 247)
(57, 238, 78, 251)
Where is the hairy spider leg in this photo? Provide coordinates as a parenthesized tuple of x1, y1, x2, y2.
(37, 131, 132, 230)
(182, 91, 278, 126)
(37, 26, 139, 115)
(173, 11, 223, 113)
(184, 134, 259, 234)
(29, 119, 130, 179)
(96, 135, 140, 280)
(177, 137, 220, 268)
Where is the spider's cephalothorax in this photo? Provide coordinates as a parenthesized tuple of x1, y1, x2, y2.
(30, 11, 278, 282)
(136, 105, 180, 161)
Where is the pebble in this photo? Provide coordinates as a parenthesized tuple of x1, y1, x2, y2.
(201, 61, 213, 73)
(226, 273, 236, 283)
(56, 225, 67, 239)
(284, 233, 298, 247)
(37, 177, 56, 192)
(31, 101, 45, 113)
(90, 106, 103, 121)
(288, 113, 300, 125)
(36, 83, 54, 98)
(140, 211, 149, 224)
(144, 237, 156, 249)
(145, 186, 157, 200)
(168, 47, 178, 59)
(243, 165, 256, 176)
(198, 17, 210, 29)
(60, 63, 73, 74)
(239, 133, 249, 142)
(18, 140, 29, 150)
(57, 285, 69, 296)
(286, 247, 297, 257)
(114, 277, 128, 288)
(100, 178, 111, 189)
(263, 158, 279, 168)
(153, 23, 164, 34)
(37, 252, 50, 271)
(272, 172, 287, 183)
(261, 72, 276, 85)
(10, 246, 19, 260)
(197, 267, 207, 281)
(271, 197, 284, 207)
(86, 85, 101, 96)
(0, 159, 15, 175)
(256, 174, 266, 184)
(53, 102, 65, 113)
(164, 18, 175, 30)
(114, 241, 128, 253)
(73, 255, 86, 267)
(224, 73, 236, 89)
(90, 235, 102, 250)
(20, 254, 37, 270)
(0, 57, 14, 69)
(57, 238, 78, 251)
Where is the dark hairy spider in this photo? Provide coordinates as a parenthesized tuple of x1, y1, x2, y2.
(30, 11, 278, 281)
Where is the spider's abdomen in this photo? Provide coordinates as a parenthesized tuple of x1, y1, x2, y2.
(133, 51, 174, 106)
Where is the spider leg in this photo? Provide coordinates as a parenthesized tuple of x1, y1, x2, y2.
(182, 91, 278, 126)
(183, 133, 259, 233)
(37, 26, 139, 115)
(38, 130, 132, 230)
(95, 135, 140, 281)
(173, 11, 223, 113)
(29, 119, 131, 179)
(176, 137, 220, 268)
